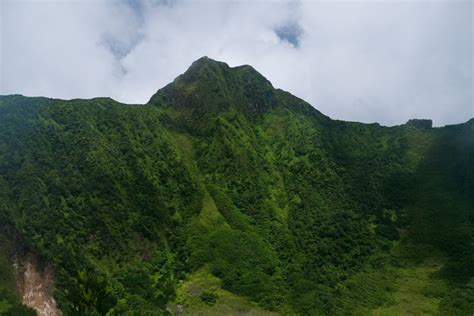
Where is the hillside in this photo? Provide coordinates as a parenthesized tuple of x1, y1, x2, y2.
(0, 57, 473, 315)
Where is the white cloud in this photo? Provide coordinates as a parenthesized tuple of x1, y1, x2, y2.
(1, 0, 472, 126)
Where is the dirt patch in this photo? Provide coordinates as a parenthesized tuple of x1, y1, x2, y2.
(16, 255, 62, 316)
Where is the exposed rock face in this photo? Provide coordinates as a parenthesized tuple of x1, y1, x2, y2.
(406, 119, 433, 129)
(16, 255, 62, 316)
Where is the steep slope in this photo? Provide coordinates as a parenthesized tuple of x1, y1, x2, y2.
(0, 57, 472, 315)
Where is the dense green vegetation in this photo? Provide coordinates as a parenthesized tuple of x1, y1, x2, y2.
(0, 57, 472, 314)
(0, 226, 36, 315)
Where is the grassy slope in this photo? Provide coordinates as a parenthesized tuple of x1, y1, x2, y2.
(169, 268, 278, 316)
(372, 253, 446, 315)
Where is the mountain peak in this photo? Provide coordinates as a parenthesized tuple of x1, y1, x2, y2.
(188, 56, 258, 74)
(148, 57, 277, 118)
(191, 56, 223, 65)
(186, 56, 229, 73)
(182, 57, 267, 85)
(193, 55, 213, 63)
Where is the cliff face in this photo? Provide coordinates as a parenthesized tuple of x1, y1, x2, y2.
(0, 225, 56, 315)
(16, 255, 62, 316)
(406, 119, 433, 129)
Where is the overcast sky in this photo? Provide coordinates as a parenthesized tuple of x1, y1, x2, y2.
(1, 0, 472, 126)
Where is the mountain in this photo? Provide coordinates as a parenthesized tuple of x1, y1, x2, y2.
(0, 57, 473, 315)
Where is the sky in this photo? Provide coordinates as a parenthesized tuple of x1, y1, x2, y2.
(1, 0, 472, 126)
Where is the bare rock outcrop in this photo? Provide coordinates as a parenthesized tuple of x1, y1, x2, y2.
(16, 255, 62, 316)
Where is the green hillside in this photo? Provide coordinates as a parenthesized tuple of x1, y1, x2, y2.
(0, 57, 472, 315)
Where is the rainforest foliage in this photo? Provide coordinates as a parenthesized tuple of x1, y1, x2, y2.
(0, 57, 473, 315)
